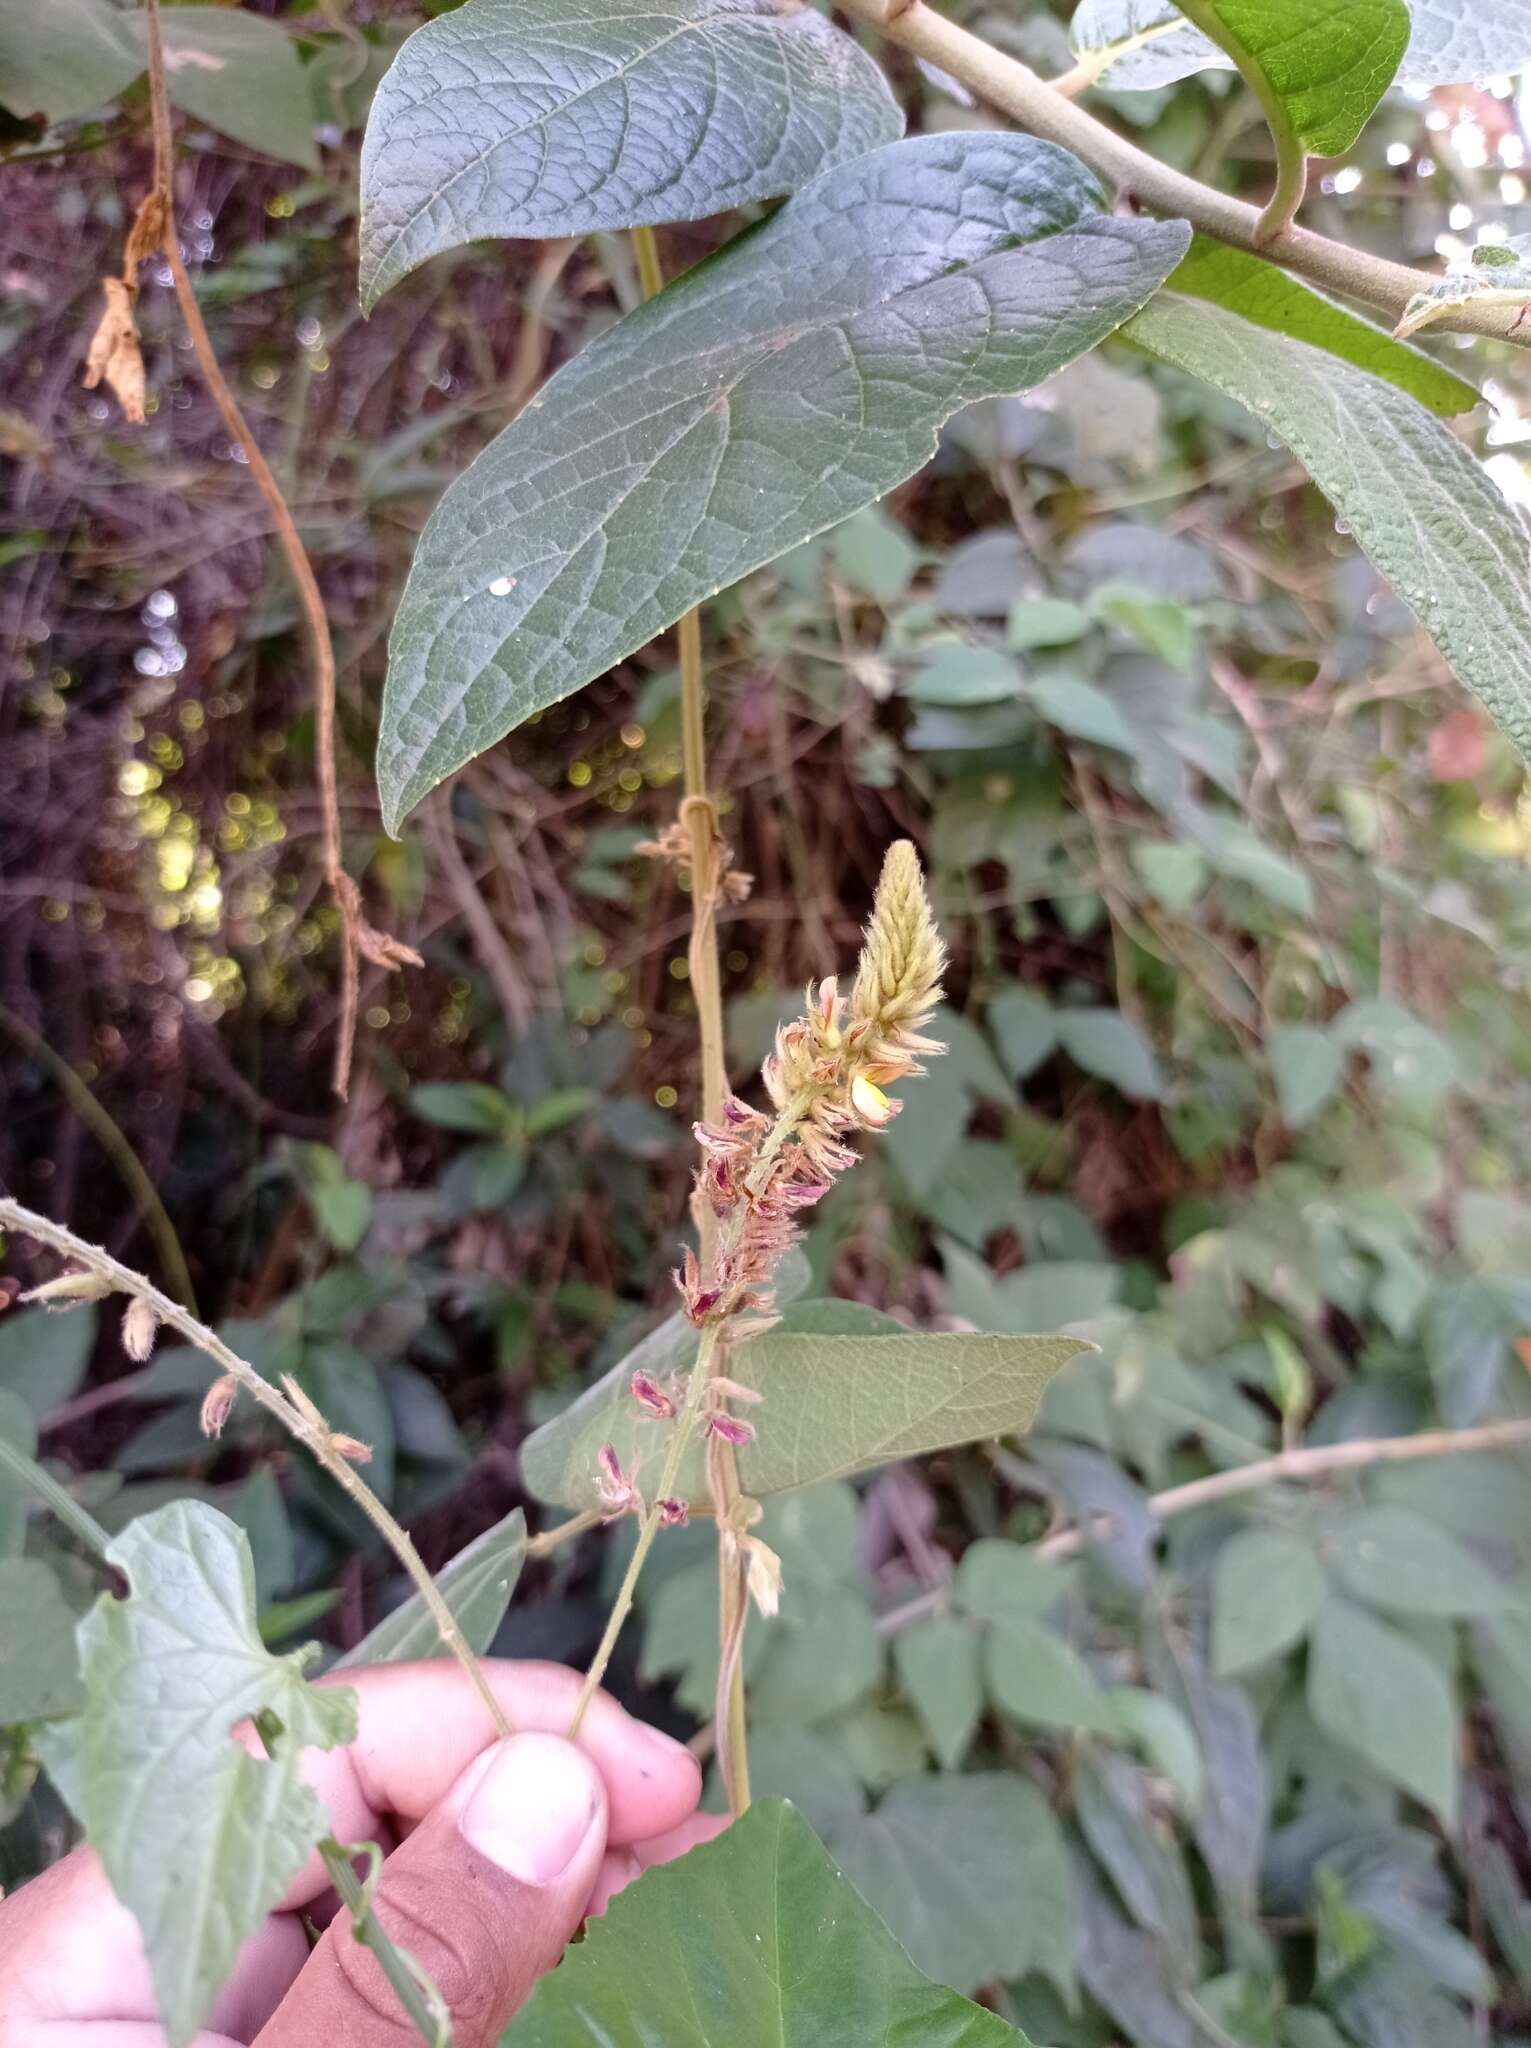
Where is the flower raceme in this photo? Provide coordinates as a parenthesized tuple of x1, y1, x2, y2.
(590, 843, 946, 1538)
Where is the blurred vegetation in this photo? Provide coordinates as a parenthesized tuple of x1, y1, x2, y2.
(8, 5, 1531, 2044)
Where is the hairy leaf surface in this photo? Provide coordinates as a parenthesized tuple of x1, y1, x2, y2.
(1069, 0, 1514, 91)
(359, 0, 902, 307)
(1128, 293, 1531, 771)
(335, 1506, 526, 1666)
(36, 1503, 355, 2047)
(522, 1325, 1088, 1510)
(507, 1797, 1033, 2045)
(376, 134, 1189, 831)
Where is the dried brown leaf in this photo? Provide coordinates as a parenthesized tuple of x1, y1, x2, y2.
(83, 278, 146, 424)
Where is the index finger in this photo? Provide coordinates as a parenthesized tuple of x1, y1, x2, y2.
(275, 1659, 700, 1907)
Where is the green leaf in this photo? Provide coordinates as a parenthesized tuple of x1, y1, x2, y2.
(0, 1303, 95, 1422)
(523, 1325, 1089, 1510)
(0, 0, 138, 124)
(1211, 1526, 1326, 1676)
(1028, 672, 1138, 752)
(989, 986, 1059, 1080)
(1075, 1750, 1198, 1976)
(1306, 1597, 1458, 1820)
(985, 1614, 1120, 1733)
(508, 1798, 1033, 2046)
(1128, 293, 1531, 777)
(956, 1537, 1072, 1622)
(1325, 1504, 1511, 1617)
(1056, 1007, 1165, 1101)
(336, 1507, 527, 1667)
(894, 1615, 984, 1769)
(829, 505, 921, 602)
(1110, 1687, 1205, 1812)
(0, 1386, 39, 1557)
(904, 644, 1021, 708)
(1267, 1023, 1344, 1129)
(410, 1080, 520, 1134)
(1175, 0, 1407, 221)
(36, 1503, 356, 2047)
(829, 1775, 1073, 1998)
(358, 0, 903, 308)
(1130, 839, 1208, 916)
(751, 1585, 884, 1724)
(1167, 238, 1479, 419)
(376, 134, 1188, 831)
(0, 1558, 82, 1723)
(292, 1144, 373, 1252)
(1070, 0, 1470, 94)
(1398, 1, 1531, 85)
(153, 8, 320, 171)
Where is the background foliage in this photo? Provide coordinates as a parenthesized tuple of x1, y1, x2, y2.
(6, 4, 1531, 2044)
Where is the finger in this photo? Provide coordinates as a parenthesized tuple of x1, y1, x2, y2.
(632, 1809, 732, 1867)
(273, 1660, 698, 1909)
(29, 2029, 243, 2047)
(586, 1847, 640, 1919)
(255, 1733, 607, 2048)
(0, 1847, 306, 2042)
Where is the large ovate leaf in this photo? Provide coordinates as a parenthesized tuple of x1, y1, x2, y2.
(358, 0, 902, 309)
(36, 1503, 356, 2048)
(1306, 1597, 1458, 1821)
(828, 1775, 1073, 1999)
(1168, 238, 1478, 418)
(1069, 0, 1507, 91)
(0, 0, 139, 122)
(1211, 1525, 1325, 1677)
(375, 133, 1189, 831)
(335, 1506, 526, 1667)
(1127, 293, 1531, 773)
(522, 1324, 1089, 1511)
(506, 1797, 1033, 2046)
(1325, 1503, 1511, 1617)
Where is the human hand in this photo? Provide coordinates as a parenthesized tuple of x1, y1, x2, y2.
(0, 1658, 725, 2047)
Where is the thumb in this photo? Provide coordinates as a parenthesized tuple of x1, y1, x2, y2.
(256, 1732, 608, 2048)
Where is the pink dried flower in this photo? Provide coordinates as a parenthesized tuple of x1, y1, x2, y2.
(595, 1443, 643, 1520)
(657, 1497, 689, 1527)
(705, 1411, 755, 1447)
(630, 1370, 675, 1419)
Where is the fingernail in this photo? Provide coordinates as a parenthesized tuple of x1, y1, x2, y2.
(460, 1733, 602, 1886)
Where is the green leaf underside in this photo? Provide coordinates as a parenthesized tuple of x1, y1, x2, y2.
(375, 133, 1189, 831)
(359, 0, 902, 309)
(37, 1503, 355, 2048)
(335, 1505, 527, 1667)
(1178, 0, 1407, 163)
(1168, 238, 1478, 418)
(505, 1798, 1032, 2046)
(0, 0, 318, 167)
(0, 1558, 83, 1722)
(1069, 0, 1527, 90)
(1127, 293, 1531, 770)
(522, 1325, 1090, 1511)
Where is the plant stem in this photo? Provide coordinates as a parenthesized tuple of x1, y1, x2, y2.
(0, 1430, 113, 1560)
(137, 0, 419, 1100)
(833, 0, 1531, 346)
(0, 1000, 196, 1311)
(320, 1840, 451, 2047)
(568, 1328, 719, 1736)
(0, 1196, 511, 1741)
(631, 223, 667, 302)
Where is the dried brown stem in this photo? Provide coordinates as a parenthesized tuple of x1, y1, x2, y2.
(124, 0, 421, 1099)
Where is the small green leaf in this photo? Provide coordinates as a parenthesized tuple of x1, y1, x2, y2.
(410, 1080, 520, 1134)
(376, 134, 1188, 831)
(359, 0, 902, 307)
(985, 1615, 1120, 1733)
(1267, 1023, 1344, 1129)
(1130, 839, 1208, 916)
(292, 1144, 373, 1253)
(1306, 1597, 1458, 1820)
(1056, 1007, 1165, 1101)
(904, 644, 1021, 708)
(1325, 1504, 1511, 1617)
(0, 1303, 95, 1423)
(1211, 1526, 1326, 1676)
(0, 1558, 82, 1723)
(37, 1503, 356, 2047)
(830, 506, 921, 603)
(507, 1799, 1034, 2045)
(956, 1538, 1071, 1623)
(989, 986, 1059, 1080)
(829, 1775, 1073, 1999)
(336, 1507, 527, 1667)
(894, 1615, 985, 1769)
(1167, 238, 1479, 418)
(1007, 596, 1092, 650)
(1091, 582, 1197, 669)
(1028, 672, 1138, 752)
(523, 1325, 1089, 1510)
(1110, 1687, 1205, 1812)
(1128, 293, 1531, 778)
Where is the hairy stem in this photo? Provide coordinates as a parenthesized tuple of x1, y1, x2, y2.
(568, 1328, 720, 1736)
(0, 1196, 510, 1740)
(138, 0, 419, 1100)
(836, 0, 1530, 346)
